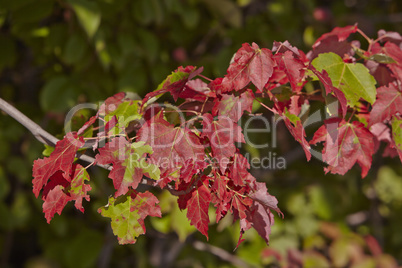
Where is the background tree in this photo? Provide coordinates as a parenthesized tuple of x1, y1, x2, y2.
(0, 0, 401, 267)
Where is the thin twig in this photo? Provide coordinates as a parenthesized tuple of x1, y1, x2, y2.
(191, 240, 254, 268)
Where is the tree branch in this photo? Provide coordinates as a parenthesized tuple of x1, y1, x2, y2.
(0, 97, 187, 196)
(0, 97, 59, 146)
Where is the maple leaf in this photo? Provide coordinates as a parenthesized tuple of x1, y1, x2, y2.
(212, 90, 254, 122)
(312, 52, 377, 108)
(155, 168, 180, 189)
(141, 66, 203, 105)
(273, 50, 306, 92)
(391, 116, 402, 162)
(103, 100, 142, 134)
(98, 92, 127, 116)
(180, 160, 197, 183)
(202, 114, 245, 173)
(77, 115, 98, 136)
(249, 182, 283, 218)
(96, 138, 160, 197)
(231, 194, 252, 221)
(229, 191, 253, 248)
(41, 171, 70, 200)
(210, 173, 231, 222)
(369, 83, 402, 126)
(249, 201, 275, 245)
(178, 178, 211, 238)
(225, 43, 275, 91)
(272, 41, 301, 55)
(211, 173, 229, 202)
(42, 185, 71, 224)
(383, 42, 402, 65)
(313, 24, 358, 49)
(69, 164, 91, 212)
(370, 123, 391, 143)
(246, 182, 282, 245)
(378, 29, 402, 45)
(229, 153, 250, 186)
(32, 132, 84, 198)
(309, 65, 347, 116)
(281, 109, 311, 161)
(40, 163, 91, 222)
(178, 78, 215, 101)
(310, 119, 375, 177)
(137, 112, 205, 173)
(370, 122, 391, 154)
(230, 193, 253, 248)
(309, 36, 355, 60)
(78, 93, 141, 142)
(98, 190, 161, 244)
(365, 60, 395, 87)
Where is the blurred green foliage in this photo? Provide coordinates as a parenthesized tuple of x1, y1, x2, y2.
(0, 0, 402, 267)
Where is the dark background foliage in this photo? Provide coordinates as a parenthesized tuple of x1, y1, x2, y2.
(0, 0, 401, 267)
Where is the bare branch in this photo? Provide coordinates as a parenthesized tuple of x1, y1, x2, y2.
(0, 97, 110, 171)
(0, 98, 59, 146)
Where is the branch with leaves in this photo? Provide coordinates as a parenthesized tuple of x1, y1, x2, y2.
(3, 24, 402, 247)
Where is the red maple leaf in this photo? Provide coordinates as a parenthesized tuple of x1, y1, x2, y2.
(369, 83, 402, 126)
(32, 132, 84, 198)
(77, 115, 98, 136)
(309, 36, 355, 60)
(383, 42, 402, 65)
(249, 201, 275, 244)
(211, 173, 229, 201)
(178, 78, 215, 101)
(212, 89, 254, 122)
(98, 92, 127, 116)
(137, 112, 205, 173)
(310, 119, 375, 177)
(40, 163, 91, 222)
(225, 43, 275, 91)
(231, 194, 252, 221)
(42, 185, 71, 223)
(134, 191, 162, 224)
(273, 50, 306, 92)
(69, 164, 92, 212)
(142, 66, 203, 104)
(41, 171, 70, 200)
(230, 193, 253, 248)
(210, 173, 231, 223)
(281, 110, 312, 161)
(313, 24, 358, 49)
(272, 41, 301, 55)
(309, 65, 348, 116)
(202, 114, 245, 173)
(96, 137, 158, 197)
(184, 179, 211, 239)
(249, 182, 283, 218)
(229, 153, 250, 186)
(246, 182, 282, 245)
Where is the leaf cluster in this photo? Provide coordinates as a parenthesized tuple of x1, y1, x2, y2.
(32, 25, 402, 247)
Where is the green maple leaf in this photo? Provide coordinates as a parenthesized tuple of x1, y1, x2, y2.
(98, 190, 161, 244)
(312, 52, 377, 107)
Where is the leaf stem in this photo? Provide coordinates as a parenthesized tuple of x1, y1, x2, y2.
(254, 98, 275, 113)
(197, 74, 213, 82)
(347, 109, 356, 123)
(357, 28, 374, 51)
